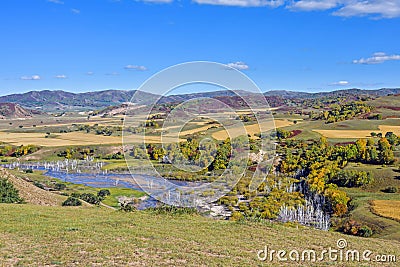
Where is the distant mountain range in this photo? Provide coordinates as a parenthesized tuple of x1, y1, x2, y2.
(0, 88, 399, 112)
(263, 88, 400, 98)
(0, 90, 157, 111)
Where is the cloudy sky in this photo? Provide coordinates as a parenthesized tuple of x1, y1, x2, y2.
(1, 0, 400, 94)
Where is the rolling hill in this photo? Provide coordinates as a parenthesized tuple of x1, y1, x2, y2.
(0, 90, 158, 111)
(264, 88, 400, 99)
(1, 88, 399, 112)
(0, 103, 35, 119)
(0, 168, 66, 206)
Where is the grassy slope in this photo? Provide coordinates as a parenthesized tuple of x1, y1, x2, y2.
(342, 163, 400, 241)
(368, 94, 400, 118)
(344, 189, 400, 241)
(0, 168, 66, 206)
(0, 204, 399, 266)
(6, 169, 144, 209)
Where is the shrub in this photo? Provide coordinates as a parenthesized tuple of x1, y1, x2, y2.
(341, 220, 373, 237)
(33, 181, 45, 190)
(382, 186, 398, 193)
(331, 170, 374, 188)
(54, 183, 66, 191)
(147, 205, 198, 215)
(62, 197, 82, 206)
(120, 202, 136, 212)
(97, 189, 111, 198)
(24, 169, 33, 173)
(358, 226, 373, 237)
(70, 192, 81, 198)
(80, 193, 100, 205)
(0, 178, 23, 203)
(230, 211, 244, 221)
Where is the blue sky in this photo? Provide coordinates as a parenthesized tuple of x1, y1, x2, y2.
(1, 0, 400, 95)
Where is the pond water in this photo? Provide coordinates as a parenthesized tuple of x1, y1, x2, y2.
(3, 163, 205, 209)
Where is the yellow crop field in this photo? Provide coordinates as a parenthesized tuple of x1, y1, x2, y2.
(314, 125, 400, 139)
(212, 119, 292, 140)
(123, 134, 184, 143)
(0, 131, 181, 146)
(0, 132, 122, 146)
(371, 200, 400, 222)
(312, 130, 377, 139)
(378, 125, 400, 135)
(176, 125, 218, 136)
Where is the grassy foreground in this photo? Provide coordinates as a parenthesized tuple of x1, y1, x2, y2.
(0, 204, 399, 266)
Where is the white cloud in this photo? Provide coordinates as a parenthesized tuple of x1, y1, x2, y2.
(21, 75, 41, 81)
(226, 62, 250, 70)
(288, 0, 339, 11)
(191, 0, 400, 18)
(71, 8, 81, 14)
(289, 0, 400, 18)
(124, 65, 147, 71)
(333, 0, 400, 18)
(86, 71, 94, 75)
(55, 74, 67, 79)
(329, 80, 350, 86)
(47, 0, 64, 4)
(193, 0, 284, 7)
(353, 52, 400, 64)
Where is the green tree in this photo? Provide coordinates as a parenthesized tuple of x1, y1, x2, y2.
(378, 138, 394, 164)
(62, 197, 82, 206)
(0, 178, 23, 203)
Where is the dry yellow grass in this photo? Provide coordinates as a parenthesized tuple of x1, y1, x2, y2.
(123, 134, 184, 143)
(371, 200, 400, 223)
(312, 130, 377, 139)
(274, 119, 295, 128)
(154, 121, 210, 133)
(314, 125, 400, 139)
(1, 168, 66, 206)
(212, 119, 292, 140)
(0, 131, 181, 146)
(177, 125, 217, 136)
(379, 125, 400, 136)
(0, 132, 122, 146)
(222, 108, 279, 115)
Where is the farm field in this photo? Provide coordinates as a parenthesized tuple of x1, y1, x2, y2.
(0, 131, 185, 146)
(379, 125, 400, 135)
(276, 117, 400, 141)
(165, 124, 219, 137)
(313, 125, 400, 139)
(0, 116, 121, 130)
(0, 132, 123, 146)
(212, 119, 293, 140)
(371, 200, 400, 223)
(313, 129, 377, 139)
